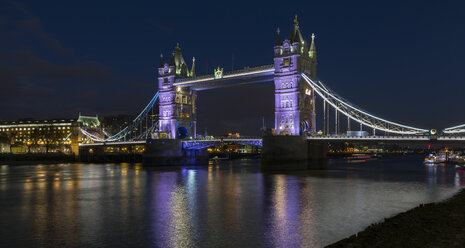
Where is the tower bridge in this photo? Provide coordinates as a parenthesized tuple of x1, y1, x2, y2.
(78, 16, 465, 167)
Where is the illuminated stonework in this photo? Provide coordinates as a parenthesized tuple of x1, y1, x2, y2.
(158, 17, 317, 138)
(214, 66, 223, 79)
(274, 16, 317, 135)
(158, 45, 197, 139)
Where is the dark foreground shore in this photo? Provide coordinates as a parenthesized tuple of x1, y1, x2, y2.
(327, 188, 465, 247)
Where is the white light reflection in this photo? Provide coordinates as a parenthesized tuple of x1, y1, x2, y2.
(169, 185, 194, 247)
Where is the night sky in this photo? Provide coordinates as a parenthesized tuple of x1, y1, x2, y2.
(1, 0, 465, 136)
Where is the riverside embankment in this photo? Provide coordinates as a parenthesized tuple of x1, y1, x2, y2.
(327, 188, 465, 247)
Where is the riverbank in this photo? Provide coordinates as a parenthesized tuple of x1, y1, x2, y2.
(327, 188, 465, 247)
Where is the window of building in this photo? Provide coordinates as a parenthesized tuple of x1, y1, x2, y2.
(283, 58, 290, 65)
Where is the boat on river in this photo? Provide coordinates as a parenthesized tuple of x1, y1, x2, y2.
(424, 150, 465, 164)
(424, 153, 446, 164)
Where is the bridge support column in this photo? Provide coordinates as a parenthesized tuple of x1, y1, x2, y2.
(143, 139, 208, 165)
(273, 20, 317, 136)
(157, 45, 197, 139)
(79, 145, 105, 162)
(261, 136, 326, 170)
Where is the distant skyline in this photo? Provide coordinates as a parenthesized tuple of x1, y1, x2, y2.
(1, 0, 465, 135)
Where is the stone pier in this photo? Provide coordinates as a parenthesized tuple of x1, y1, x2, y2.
(143, 139, 208, 166)
(261, 136, 327, 170)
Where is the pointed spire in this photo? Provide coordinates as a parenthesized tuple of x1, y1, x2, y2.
(309, 33, 317, 60)
(171, 42, 186, 74)
(169, 54, 175, 66)
(159, 53, 164, 68)
(191, 57, 196, 77)
(275, 27, 282, 46)
(181, 63, 188, 77)
(288, 14, 303, 43)
(293, 28, 302, 43)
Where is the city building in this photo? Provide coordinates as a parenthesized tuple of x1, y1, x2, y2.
(0, 114, 100, 154)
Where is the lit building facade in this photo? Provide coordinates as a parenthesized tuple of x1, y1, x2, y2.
(0, 115, 100, 154)
(274, 16, 317, 135)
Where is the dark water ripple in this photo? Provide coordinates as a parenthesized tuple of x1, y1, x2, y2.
(0, 157, 464, 247)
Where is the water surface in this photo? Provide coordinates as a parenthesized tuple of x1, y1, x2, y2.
(0, 156, 463, 247)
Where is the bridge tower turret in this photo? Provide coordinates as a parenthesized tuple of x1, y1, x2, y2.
(274, 15, 317, 135)
(158, 44, 197, 139)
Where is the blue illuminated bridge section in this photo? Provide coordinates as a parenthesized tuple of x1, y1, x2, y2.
(182, 139, 263, 150)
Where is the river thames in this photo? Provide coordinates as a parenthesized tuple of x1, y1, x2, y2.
(1, 156, 464, 247)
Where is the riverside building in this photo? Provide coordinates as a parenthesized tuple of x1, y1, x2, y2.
(0, 114, 100, 154)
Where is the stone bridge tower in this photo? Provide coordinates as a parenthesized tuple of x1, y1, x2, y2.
(158, 44, 197, 139)
(273, 16, 317, 135)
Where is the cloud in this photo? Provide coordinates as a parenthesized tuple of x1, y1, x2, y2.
(12, 50, 113, 83)
(0, 47, 155, 119)
(0, 2, 155, 120)
(8, 1, 73, 56)
(148, 20, 175, 35)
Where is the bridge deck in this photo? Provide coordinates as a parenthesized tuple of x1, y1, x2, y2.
(79, 140, 147, 147)
(307, 136, 432, 141)
(173, 65, 274, 90)
(78, 136, 465, 149)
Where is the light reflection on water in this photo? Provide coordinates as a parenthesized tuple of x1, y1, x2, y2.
(0, 157, 464, 247)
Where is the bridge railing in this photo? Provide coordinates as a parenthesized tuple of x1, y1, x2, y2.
(307, 135, 430, 140)
(182, 138, 263, 149)
(437, 136, 465, 140)
(186, 136, 262, 140)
